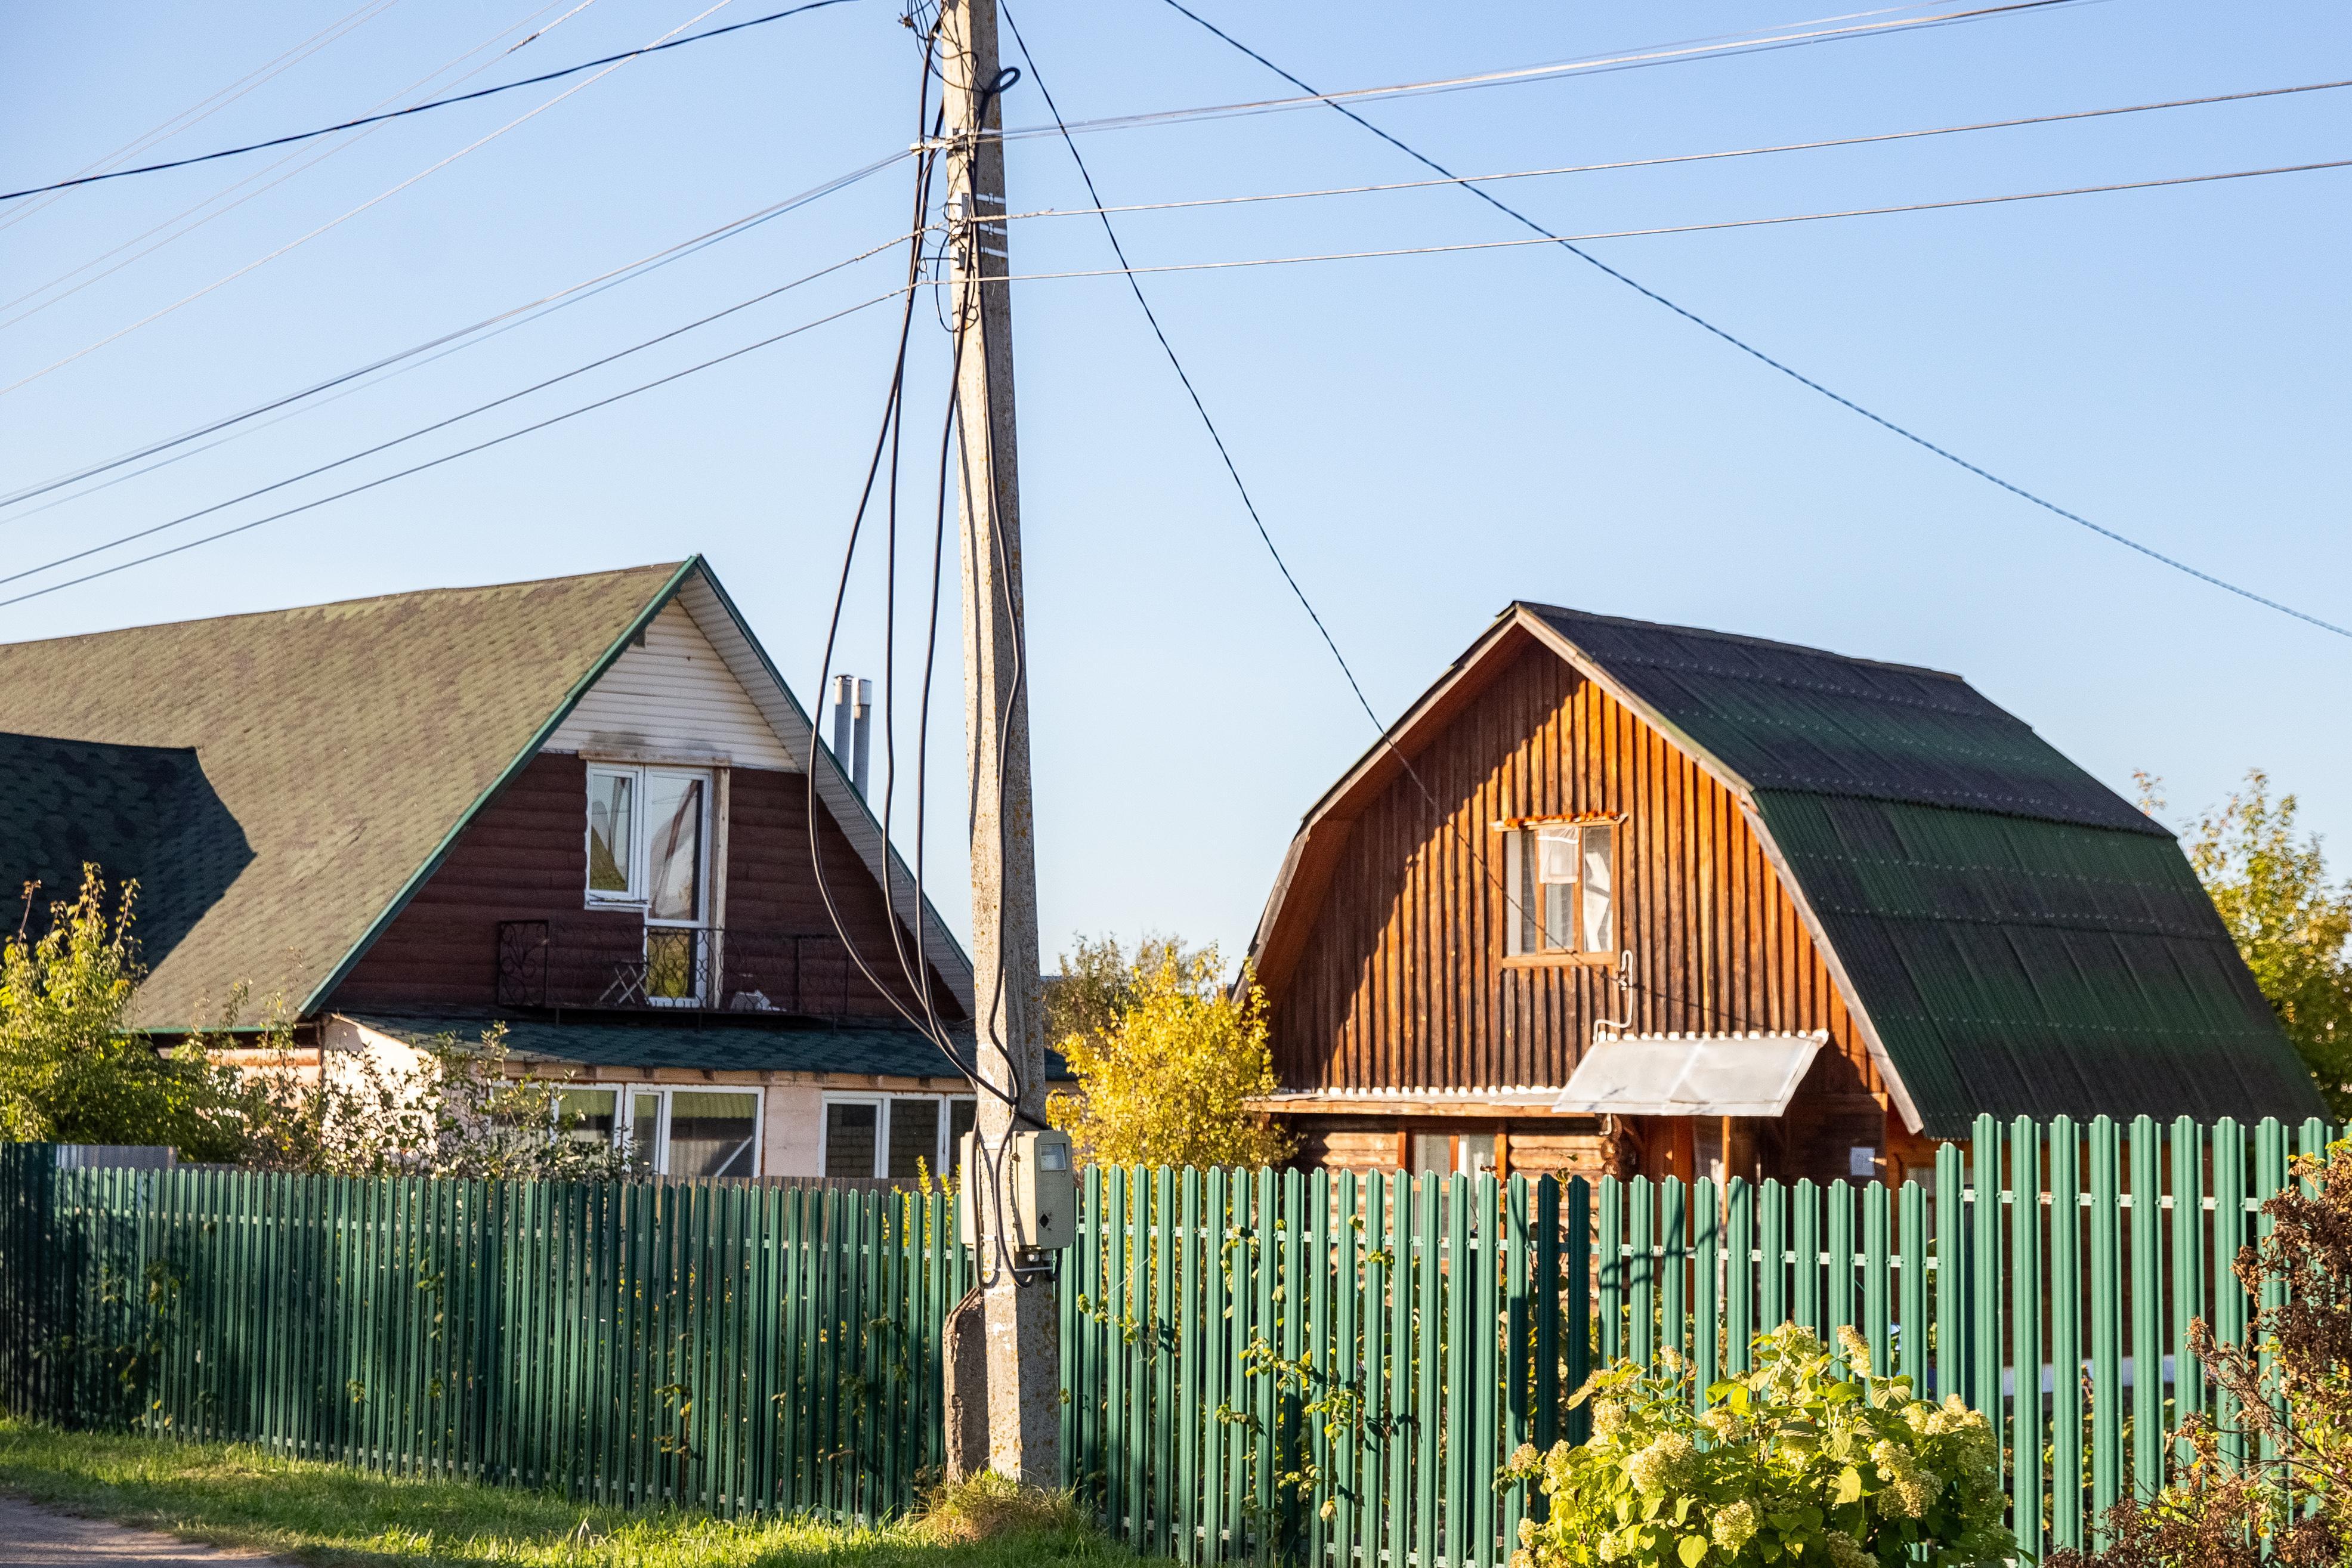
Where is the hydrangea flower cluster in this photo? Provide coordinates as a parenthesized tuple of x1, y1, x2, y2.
(1499, 1323, 2013, 1568)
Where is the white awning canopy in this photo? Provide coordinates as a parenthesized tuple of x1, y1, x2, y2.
(1552, 1031, 1828, 1117)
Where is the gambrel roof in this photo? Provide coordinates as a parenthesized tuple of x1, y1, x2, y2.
(0, 559, 972, 1031)
(1248, 604, 2322, 1138)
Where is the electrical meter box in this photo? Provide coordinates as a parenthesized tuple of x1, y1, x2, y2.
(957, 1128, 1075, 1252)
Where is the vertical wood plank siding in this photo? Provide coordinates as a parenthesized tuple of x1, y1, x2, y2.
(1269, 642, 1873, 1099)
(330, 756, 957, 1018)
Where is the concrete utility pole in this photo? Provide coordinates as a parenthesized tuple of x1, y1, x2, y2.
(938, 0, 1058, 1487)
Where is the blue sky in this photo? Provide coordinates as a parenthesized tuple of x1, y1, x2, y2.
(5, 0, 2348, 964)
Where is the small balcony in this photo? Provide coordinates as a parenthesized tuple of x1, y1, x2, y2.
(494, 920, 880, 1018)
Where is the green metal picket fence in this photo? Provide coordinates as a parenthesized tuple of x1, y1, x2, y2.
(3, 1115, 2335, 1560)
(1062, 1164, 1591, 1568)
(0, 1148, 965, 1522)
(1592, 1113, 2338, 1567)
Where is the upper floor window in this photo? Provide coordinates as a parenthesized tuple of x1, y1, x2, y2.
(586, 763, 710, 922)
(1502, 819, 1616, 957)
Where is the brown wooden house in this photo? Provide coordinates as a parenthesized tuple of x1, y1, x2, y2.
(0, 559, 1040, 1180)
(1243, 604, 2322, 1186)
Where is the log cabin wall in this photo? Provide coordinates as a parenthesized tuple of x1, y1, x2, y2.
(1263, 635, 1887, 1182)
(327, 753, 953, 1018)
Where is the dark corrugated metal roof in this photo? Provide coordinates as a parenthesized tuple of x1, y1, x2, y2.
(344, 1012, 1067, 1081)
(1528, 605, 2164, 836)
(1516, 605, 2320, 1134)
(1758, 794, 2322, 1135)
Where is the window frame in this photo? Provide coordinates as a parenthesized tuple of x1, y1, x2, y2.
(583, 762, 716, 922)
(820, 1090, 981, 1180)
(1499, 812, 1622, 966)
(576, 1083, 764, 1177)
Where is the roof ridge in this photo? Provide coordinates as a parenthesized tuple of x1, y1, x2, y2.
(0, 560, 687, 651)
(1520, 601, 1967, 683)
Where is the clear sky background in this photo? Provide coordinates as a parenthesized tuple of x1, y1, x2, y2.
(5, 0, 2348, 967)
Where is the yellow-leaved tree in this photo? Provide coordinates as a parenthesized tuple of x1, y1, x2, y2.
(1046, 939, 1293, 1170)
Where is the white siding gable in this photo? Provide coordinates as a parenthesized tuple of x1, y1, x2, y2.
(545, 601, 796, 769)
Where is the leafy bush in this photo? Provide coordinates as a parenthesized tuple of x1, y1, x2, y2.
(1502, 1324, 2012, 1568)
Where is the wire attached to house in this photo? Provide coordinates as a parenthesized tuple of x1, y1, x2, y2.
(1153, 0, 2352, 642)
(0, 0, 862, 205)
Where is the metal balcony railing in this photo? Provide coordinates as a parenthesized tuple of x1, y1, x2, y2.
(494, 920, 872, 1017)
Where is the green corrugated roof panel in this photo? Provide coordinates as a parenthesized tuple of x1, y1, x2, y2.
(1758, 793, 2323, 1136)
(0, 565, 683, 1027)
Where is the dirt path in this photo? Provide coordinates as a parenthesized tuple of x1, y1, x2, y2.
(0, 1496, 297, 1566)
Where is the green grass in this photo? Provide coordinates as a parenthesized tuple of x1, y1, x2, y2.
(0, 1419, 1142, 1567)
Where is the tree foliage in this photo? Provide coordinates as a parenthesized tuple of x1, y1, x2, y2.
(2, 865, 632, 1179)
(2047, 1139, 2352, 1568)
(1503, 1325, 2011, 1568)
(1045, 938, 1293, 1170)
(0, 868, 252, 1159)
(2144, 770, 2352, 1113)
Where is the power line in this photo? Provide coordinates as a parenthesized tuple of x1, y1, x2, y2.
(1, 0, 620, 335)
(990, 0, 2084, 146)
(1155, 0, 2352, 642)
(0, 285, 907, 612)
(0, 234, 914, 597)
(0, 149, 910, 514)
(994, 77, 2352, 226)
(0, 0, 750, 401)
(0, 0, 405, 233)
(959, 157, 2352, 286)
(996, 5, 1385, 731)
(0, 0, 861, 205)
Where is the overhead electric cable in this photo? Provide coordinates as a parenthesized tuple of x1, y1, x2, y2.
(0, 0, 403, 233)
(0, 0, 751, 401)
(994, 77, 2352, 226)
(1, 0, 609, 333)
(0, 0, 859, 205)
(0, 231, 913, 589)
(956, 157, 2352, 284)
(997, 5, 1383, 730)
(0, 148, 910, 513)
(0, 285, 907, 612)
(1155, 0, 2352, 640)
(988, 1, 2082, 146)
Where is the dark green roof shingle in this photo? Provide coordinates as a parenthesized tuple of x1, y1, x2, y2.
(1527, 604, 2323, 1135)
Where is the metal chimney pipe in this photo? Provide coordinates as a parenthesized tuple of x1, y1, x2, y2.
(852, 678, 873, 796)
(831, 675, 854, 777)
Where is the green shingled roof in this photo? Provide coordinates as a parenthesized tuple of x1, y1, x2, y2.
(0, 564, 687, 1027)
(1526, 605, 2324, 1136)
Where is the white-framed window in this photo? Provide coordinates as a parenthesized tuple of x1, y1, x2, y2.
(821, 1092, 978, 1180)
(585, 763, 713, 921)
(555, 1083, 761, 1178)
(1501, 818, 1617, 956)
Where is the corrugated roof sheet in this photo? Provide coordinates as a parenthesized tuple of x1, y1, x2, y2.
(1758, 794, 2320, 1134)
(1528, 605, 2164, 834)
(344, 1013, 1065, 1081)
(1520, 605, 2322, 1135)
(0, 565, 683, 1026)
